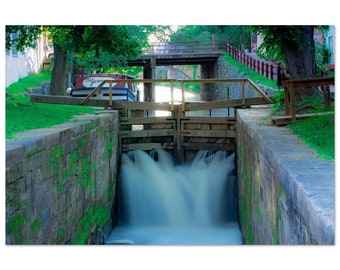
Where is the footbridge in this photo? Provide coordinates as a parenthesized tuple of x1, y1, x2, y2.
(31, 78, 273, 162)
(127, 43, 228, 102)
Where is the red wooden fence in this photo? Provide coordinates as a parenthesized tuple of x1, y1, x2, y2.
(225, 44, 277, 81)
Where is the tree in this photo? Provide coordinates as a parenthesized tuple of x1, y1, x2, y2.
(170, 25, 252, 50)
(46, 26, 144, 95)
(252, 25, 326, 100)
(6, 25, 147, 95)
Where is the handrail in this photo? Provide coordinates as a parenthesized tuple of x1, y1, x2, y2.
(282, 77, 335, 122)
(80, 78, 273, 113)
(80, 80, 107, 105)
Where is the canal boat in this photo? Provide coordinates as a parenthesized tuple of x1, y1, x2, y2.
(67, 73, 139, 101)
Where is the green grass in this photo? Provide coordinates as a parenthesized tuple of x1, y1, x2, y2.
(6, 69, 96, 140)
(224, 53, 278, 89)
(288, 113, 334, 160)
(224, 52, 335, 160)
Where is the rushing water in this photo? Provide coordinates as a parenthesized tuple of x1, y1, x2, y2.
(106, 149, 242, 245)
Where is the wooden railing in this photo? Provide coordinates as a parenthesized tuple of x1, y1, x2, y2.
(79, 78, 272, 114)
(30, 78, 273, 120)
(282, 77, 335, 123)
(225, 44, 277, 80)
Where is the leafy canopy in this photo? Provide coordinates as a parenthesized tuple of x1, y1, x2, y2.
(6, 25, 172, 73)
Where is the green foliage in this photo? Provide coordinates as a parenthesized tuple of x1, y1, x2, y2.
(6, 25, 42, 52)
(49, 25, 143, 73)
(127, 25, 173, 43)
(106, 66, 143, 77)
(251, 26, 330, 75)
(170, 25, 252, 49)
(6, 25, 151, 75)
(270, 89, 285, 114)
(253, 26, 311, 55)
(170, 25, 212, 44)
(289, 114, 334, 160)
(315, 41, 331, 75)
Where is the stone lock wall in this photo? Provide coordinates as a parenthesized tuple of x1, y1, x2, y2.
(236, 107, 334, 245)
(6, 111, 119, 244)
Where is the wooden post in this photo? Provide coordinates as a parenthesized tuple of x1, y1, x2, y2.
(284, 86, 290, 116)
(289, 81, 296, 122)
(170, 80, 174, 112)
(242, 79, 246, 106)
(181, 81, 185, 113)
(173, 104, 184, 163)
(270, 65, 274, 80)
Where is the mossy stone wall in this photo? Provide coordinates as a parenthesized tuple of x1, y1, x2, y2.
(236, 107, 334, 245)
(6, 111, 119, 244)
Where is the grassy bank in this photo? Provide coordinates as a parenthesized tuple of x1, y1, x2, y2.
(6, 69, 96, 140)
(224, 53, 334, 160)
(224, 53, 278, 89)
(289, 113, 334, 160)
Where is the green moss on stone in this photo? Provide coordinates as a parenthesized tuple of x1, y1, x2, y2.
(57, 227, 65, 244)
(72, 205, 111, 245)
(30, 218, 42, 232)
(53, 145, 63, 159)
(106, 141, 113, 159)
(6, 213, 28, 244)
(70, 151, 78, 164)
(25, 147, 45, 158)
(273, 185, 283, 245)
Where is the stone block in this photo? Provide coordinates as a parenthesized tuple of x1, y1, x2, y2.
(6, 113, 119, 244)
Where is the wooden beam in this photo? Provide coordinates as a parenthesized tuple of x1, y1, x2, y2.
(121, 142, 174, 151)
(283, 77, 335, 88)
(271, 111, 334, 126)
(181, 129, 236, 138)
(180, 143, 235, 151)
(180, 117, 236, 124)
(246, 79, 273, 103)
(120, 117, 174, 125)
(30, 94, 116, 107)
(118, 101, 172, 111)
(81, 80, 106, 105)
(185, 97, 269, 111)
(120, 129, 174, 138)
(31, 94, 173, 111)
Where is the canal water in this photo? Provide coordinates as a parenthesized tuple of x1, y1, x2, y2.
(106, 149, 242, 245)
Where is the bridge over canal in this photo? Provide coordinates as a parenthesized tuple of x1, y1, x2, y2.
(127, 43, 228, 102)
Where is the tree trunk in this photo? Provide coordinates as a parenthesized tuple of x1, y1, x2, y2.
(50, 42, 68, 96)
(282, 26, 321, 100)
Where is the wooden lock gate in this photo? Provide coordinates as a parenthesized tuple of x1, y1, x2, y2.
(119, 114, 237, 162)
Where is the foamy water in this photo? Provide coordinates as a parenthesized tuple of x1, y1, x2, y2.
(106, 150, 242, 245)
